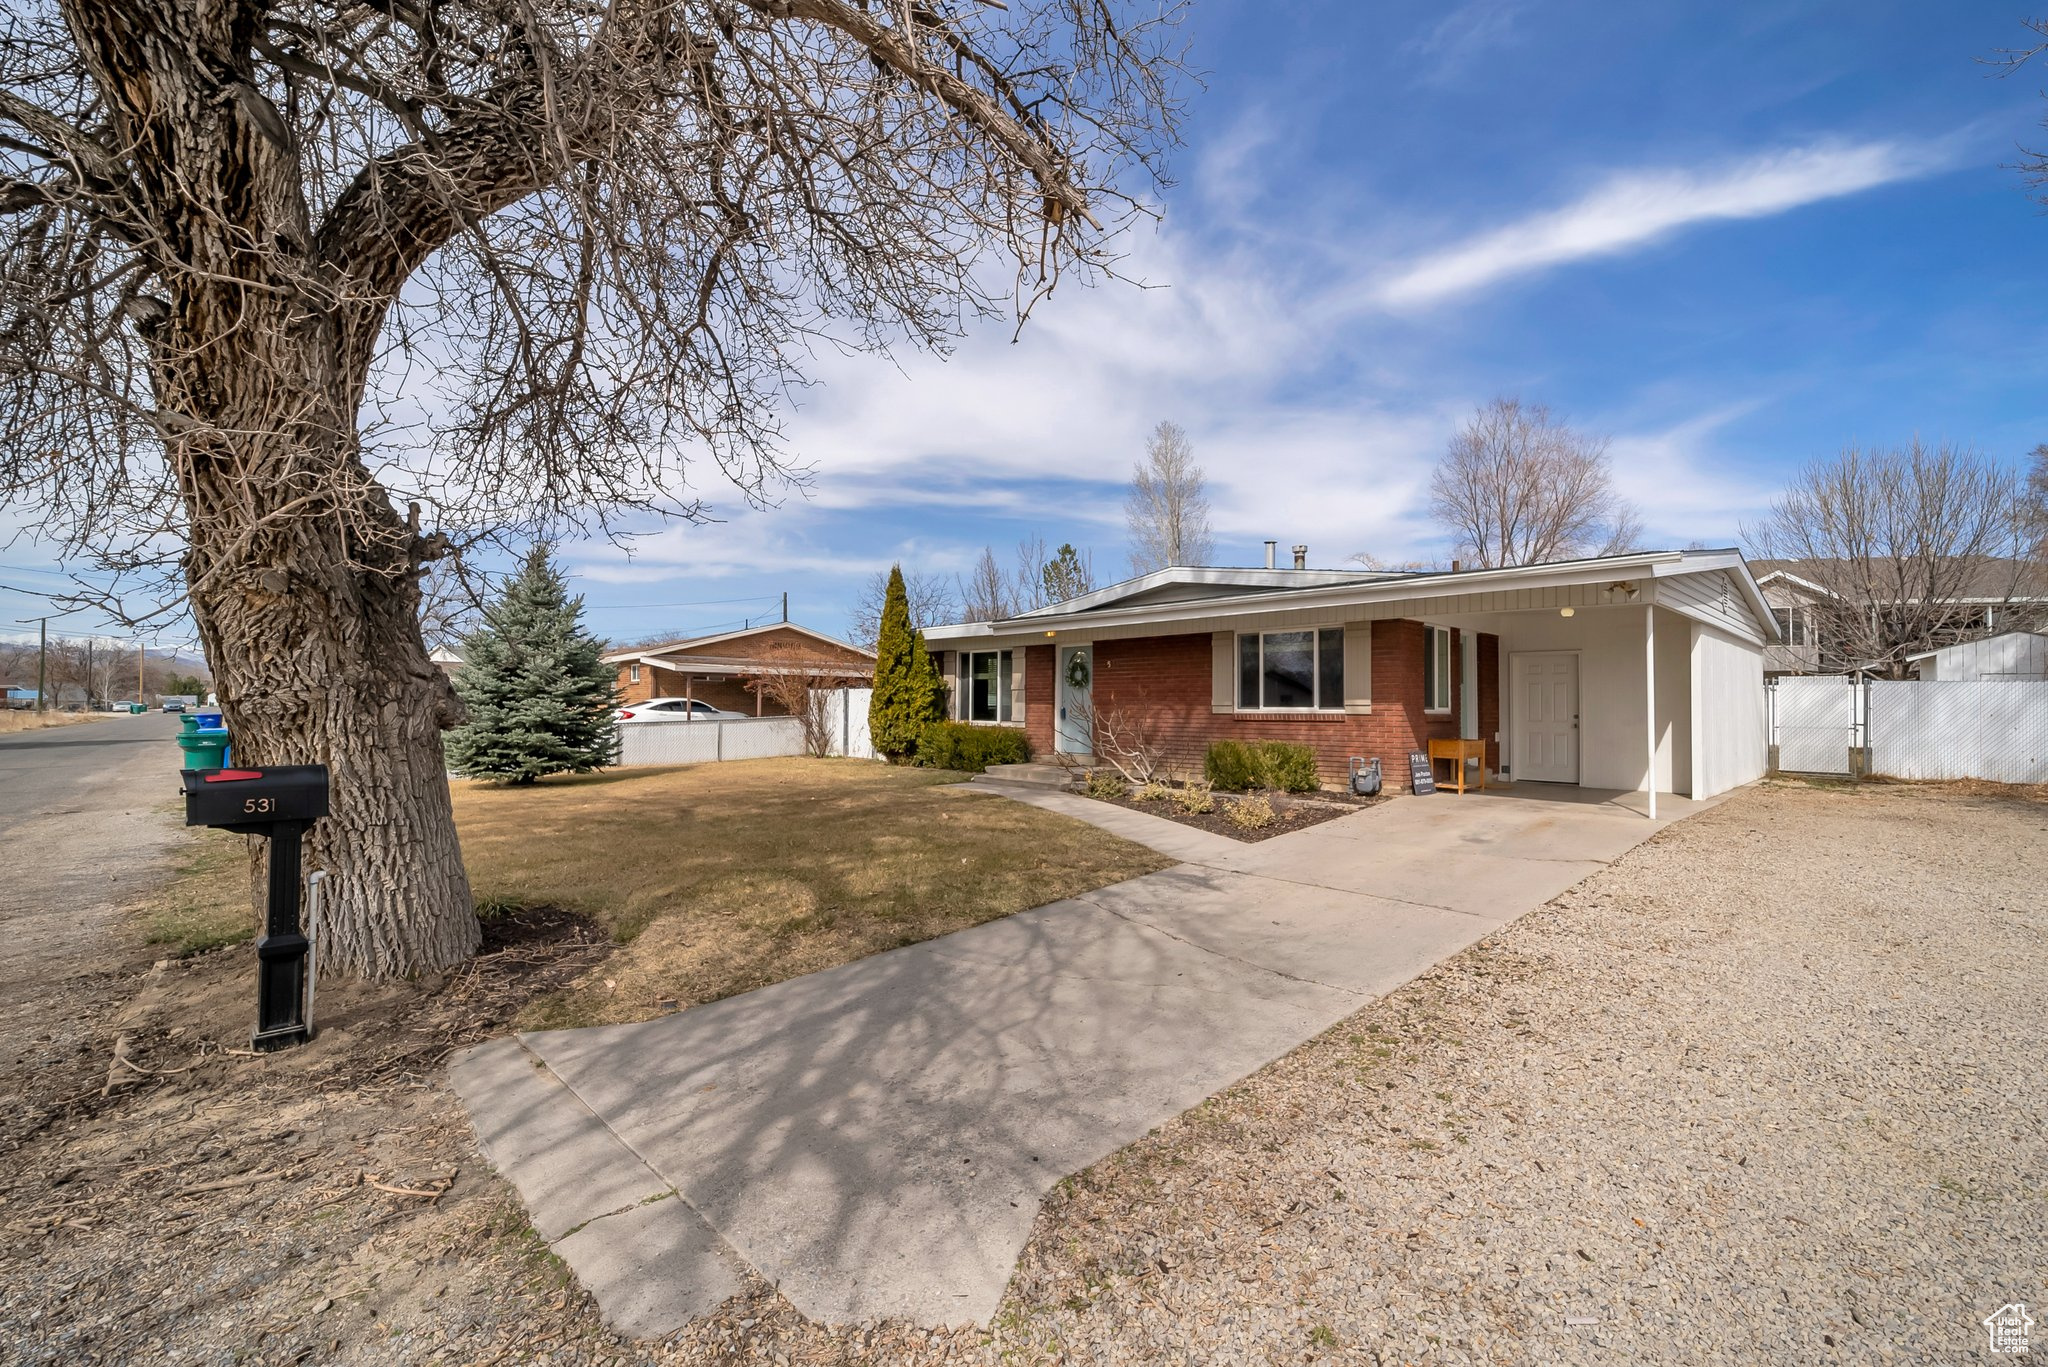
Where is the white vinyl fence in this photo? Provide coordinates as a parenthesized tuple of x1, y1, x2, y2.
(1768, 675, 1862, 776)
(1768, 675, 2048, 784)
(615, 687, 875, 767)
(1866, 680, 2048, 784)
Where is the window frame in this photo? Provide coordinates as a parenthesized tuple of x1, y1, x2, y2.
(959, 648, 1015, 724)
(1423, 625, 1454, 714)
(628, 663, 641, 683)
(1772, 606, 1809, 647)
(1234, 628, 1345, 712)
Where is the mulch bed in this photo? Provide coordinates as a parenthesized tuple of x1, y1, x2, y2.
(1088, 786, 1385, 843)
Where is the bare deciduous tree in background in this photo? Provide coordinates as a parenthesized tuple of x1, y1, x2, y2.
(1429, 398, 1641, 568)
(849, 568, 958, 650)
(0, 0, 1183, 976)
(2026, 443, 2048, 566)
(1744, 441, 2033, 677)
(1126, 420, 1214, 574)
(959, 546, 1017, 622)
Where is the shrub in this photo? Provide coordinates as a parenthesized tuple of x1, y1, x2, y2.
(1174, 779, 1215, 815)
(1084, 770, 1127, 801)
(1258, 742, 1321, 793)
(1226, 793, 1276, 830)
(1203, 739, 1322, 793)
(1203, 739, 1262, 792)
(1134, 780, 1174, 803)
(915, 721, 1030, 773)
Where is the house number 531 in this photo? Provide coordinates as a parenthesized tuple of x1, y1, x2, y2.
(243, 797, 276, 814)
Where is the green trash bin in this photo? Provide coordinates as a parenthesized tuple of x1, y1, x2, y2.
(130, 703, 145, 714)
(176, 726, 229, 770)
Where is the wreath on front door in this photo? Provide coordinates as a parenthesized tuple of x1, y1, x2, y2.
(1064, 653, 1091, 690)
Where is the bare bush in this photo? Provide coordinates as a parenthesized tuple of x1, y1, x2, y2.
(1069, 699, 1173, 784)
(747, 643, 865, 759)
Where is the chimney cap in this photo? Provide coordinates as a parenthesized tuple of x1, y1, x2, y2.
(1291, 544, 1308, 570)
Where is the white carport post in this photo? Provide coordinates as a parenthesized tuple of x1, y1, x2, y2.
(1644, 605, 1657, 820)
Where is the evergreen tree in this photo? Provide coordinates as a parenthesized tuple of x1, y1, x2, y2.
(447, 547, 620, 784)
(868, 565, 946, 761)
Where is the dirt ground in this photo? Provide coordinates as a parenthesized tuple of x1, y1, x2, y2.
(3, 778, 2041, 1365)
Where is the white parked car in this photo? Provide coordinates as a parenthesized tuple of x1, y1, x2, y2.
(612, 698, 749, 724)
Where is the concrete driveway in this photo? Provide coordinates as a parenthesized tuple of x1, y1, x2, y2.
(453, 782, 1712, 1337)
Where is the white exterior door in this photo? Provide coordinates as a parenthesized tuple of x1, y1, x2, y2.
(1513, 652, 1580, 784)
(1057, 645, 1093, 756)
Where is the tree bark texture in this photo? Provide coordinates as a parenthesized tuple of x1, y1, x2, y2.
(65, 0, 481, 976)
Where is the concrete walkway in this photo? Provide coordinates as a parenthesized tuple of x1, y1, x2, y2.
(453, 783, 1712, 1337)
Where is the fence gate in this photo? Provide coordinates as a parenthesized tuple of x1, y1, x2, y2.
(1771, 675, 1859, 775)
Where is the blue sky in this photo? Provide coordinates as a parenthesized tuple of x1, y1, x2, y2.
(3, 1, 2043, 650)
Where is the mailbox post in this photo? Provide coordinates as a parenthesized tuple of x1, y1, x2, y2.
(180, 765, 330, 1052)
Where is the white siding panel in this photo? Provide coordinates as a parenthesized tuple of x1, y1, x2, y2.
(1657, 571, 1765, 646)
(1342, 622, 1373, 712)
(1912, 632, 2048, 682)
(1211, 631, 1234, 713)
(1691, 624, 1767, 797)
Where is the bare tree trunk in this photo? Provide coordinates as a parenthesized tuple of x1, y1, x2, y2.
(175, 381, 480, 978)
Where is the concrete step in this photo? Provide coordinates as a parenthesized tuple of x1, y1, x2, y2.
(976, 762, 1080, 790)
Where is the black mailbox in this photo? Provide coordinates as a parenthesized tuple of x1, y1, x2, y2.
(182, 765, 330, 831)
(181, 764, 330, 1052)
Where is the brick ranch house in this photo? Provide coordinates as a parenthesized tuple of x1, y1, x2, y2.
(603, 623, 874, 716)
(924, 549, 1779, 807)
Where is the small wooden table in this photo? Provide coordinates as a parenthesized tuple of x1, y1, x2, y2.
(1426, 737, 1489, 794)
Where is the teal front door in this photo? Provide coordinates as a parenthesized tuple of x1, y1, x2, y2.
(1057, 645, 1093, 756)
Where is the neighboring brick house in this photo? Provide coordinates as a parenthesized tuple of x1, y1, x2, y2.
(601, 623, 873, 716)
(926, 548, 1780, 803)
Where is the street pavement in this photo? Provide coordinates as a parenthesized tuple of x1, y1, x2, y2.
(0, 712, 186, 997)
(455, 780, 1716, 1338)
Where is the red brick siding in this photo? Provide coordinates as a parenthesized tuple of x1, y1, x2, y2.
(1088, 622, 1467, 792)
(1024, 645, 1055, 754)
(611, 627, 871, 714)
(1478, 632, 1501, 773)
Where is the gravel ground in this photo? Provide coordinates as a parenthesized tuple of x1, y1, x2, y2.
(654, 779, 2046, 1365)
(6, 779, 2041, 1364)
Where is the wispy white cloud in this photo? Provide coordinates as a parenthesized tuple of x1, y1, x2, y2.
(1404, 0, 1525, 84)
(1362, 139, 1955, 311)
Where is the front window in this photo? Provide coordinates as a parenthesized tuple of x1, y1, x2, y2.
(1237, 629, 1343, 710)
(1772, 607, 1808, 646)
(1423, 625, 1453, 712)
(629, 664, 641, 683)
(961, 649, 1014, 722)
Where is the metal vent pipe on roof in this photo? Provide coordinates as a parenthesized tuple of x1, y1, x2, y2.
(1292, 544, 1308, 570)
(1264, 540, 1277, 569)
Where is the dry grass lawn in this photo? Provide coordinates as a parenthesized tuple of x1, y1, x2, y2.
(451, 757, 1169, 1028)
(0, 708, 114, 733)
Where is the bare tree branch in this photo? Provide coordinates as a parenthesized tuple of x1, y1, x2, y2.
(1429, 398, 1638, 568)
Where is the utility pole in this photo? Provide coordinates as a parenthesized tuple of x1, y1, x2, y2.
(85, 637, 93, 710)
(37, 617, 47, 713)
(782, 591, 788, 624)
(137, 639, 145, 704)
